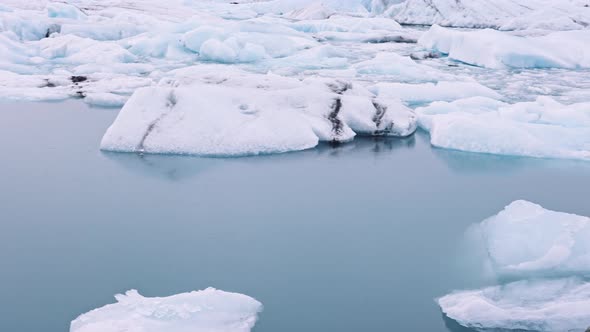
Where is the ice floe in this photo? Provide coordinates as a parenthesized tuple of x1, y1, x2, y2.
(439, 277, 590, 332)
(70, 288, 263, 332)
(101, 69, 417, 156)
(472, 200, 590, 276)
(390, 0, 590, 31)
(419, 25, 590, 69)
(417, 97, 590, 160)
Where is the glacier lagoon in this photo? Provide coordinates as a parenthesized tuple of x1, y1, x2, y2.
(1, 100, 590, 332)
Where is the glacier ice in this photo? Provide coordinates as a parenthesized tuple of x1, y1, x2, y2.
(1, 0, 590, 158)
(390, 0, 590, 31)
(417, 97, 590, 160)
(472, 200, 590, 276)
(438, 278, 590, 332)
(70, 288, 263, 332)
(101, 69, 417, 156)
(419, 25, 590, 69)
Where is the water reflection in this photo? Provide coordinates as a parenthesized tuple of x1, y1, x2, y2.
(102, 151, 222, 181)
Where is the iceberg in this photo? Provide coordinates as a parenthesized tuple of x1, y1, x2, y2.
(70, 288, 263, 332)
(438, 278, 590, 332)
(101, 69, 417, 156)
(417, 96, 590, 160)
(390, 0, 590, 31)
(472, 200, 590, 276)
(419, 25, 590, 69)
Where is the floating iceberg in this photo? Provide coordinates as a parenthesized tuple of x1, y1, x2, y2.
(417, 96, 590, 160)
(70, 288, 263, 332)
(390, 0, 590, 31)
(101, 70, 417, 156)
(472, 200, 590, 276)
(419, 25, 590, 69)
(438, 278, 590, 332)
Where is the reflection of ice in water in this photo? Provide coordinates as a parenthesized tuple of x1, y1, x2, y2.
(102, 151, 221, 181)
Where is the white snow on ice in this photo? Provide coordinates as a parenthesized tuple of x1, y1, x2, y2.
(70, 288, 263, 332)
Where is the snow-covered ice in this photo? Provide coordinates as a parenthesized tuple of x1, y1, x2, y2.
(70, 288, 263, 332)
(1, 0, 589, 157)
(390, 0, 590, 31)
(438, 277, 590, 332)
(471, 200, 590, 276)
(419, 25, 590, 69)
(417, 97, 590, 160)
(101, 69, 417, 156)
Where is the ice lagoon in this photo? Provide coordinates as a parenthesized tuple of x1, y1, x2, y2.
(1, 100, 590, 332)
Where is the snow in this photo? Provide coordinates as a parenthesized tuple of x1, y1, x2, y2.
(417, 97, 590, 160)
(101, 70, 417, 156)
(471, 200, 590, 276)
(70, 288, 263, 332)
(438, 278, 590, 332)
(419, 25, 590, 69)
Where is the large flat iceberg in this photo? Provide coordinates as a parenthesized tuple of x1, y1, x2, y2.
(101, 70, 417, 156)
(438, 278, 590, 332)
(472, 200, 590, 276)
(70, 288, 263, 332)
(417, 96, 590, 160)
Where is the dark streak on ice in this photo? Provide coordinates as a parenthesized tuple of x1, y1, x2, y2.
(71, 76, 88, 84)
(137, 91, 177, 154)
(372, 101, 394, 136)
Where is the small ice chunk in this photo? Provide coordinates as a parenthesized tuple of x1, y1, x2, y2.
(70, 288, 263, 332)
(438, 278, 590, 332)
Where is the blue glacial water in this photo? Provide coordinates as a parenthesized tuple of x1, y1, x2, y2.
(1, 100, 589, 332)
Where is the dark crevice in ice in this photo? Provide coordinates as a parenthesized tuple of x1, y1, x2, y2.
(372, 101, 394, 136)
(42, 79, 56, 88)
(327, 81, 352, 95)
(137, 91, 177, 154)
(71, 76, 88, 84)
(44, 24, 61, 38)
(326, 81, 350, 140)
(328, 98, 344, 138)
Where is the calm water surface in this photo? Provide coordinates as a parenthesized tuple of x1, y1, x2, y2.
(1, 100, 589, 332)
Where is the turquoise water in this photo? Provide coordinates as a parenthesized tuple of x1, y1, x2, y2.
(1, 100, 589, 332)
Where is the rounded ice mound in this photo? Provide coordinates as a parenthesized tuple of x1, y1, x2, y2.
(438, 278, 590, 332)
(476, 200, 590, 276)
(70, 288, 263, 332)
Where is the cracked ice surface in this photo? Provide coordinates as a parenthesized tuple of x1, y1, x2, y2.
(1, 0, 590, 156)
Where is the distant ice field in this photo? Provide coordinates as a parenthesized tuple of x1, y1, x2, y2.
(1, 0, 589, 157)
